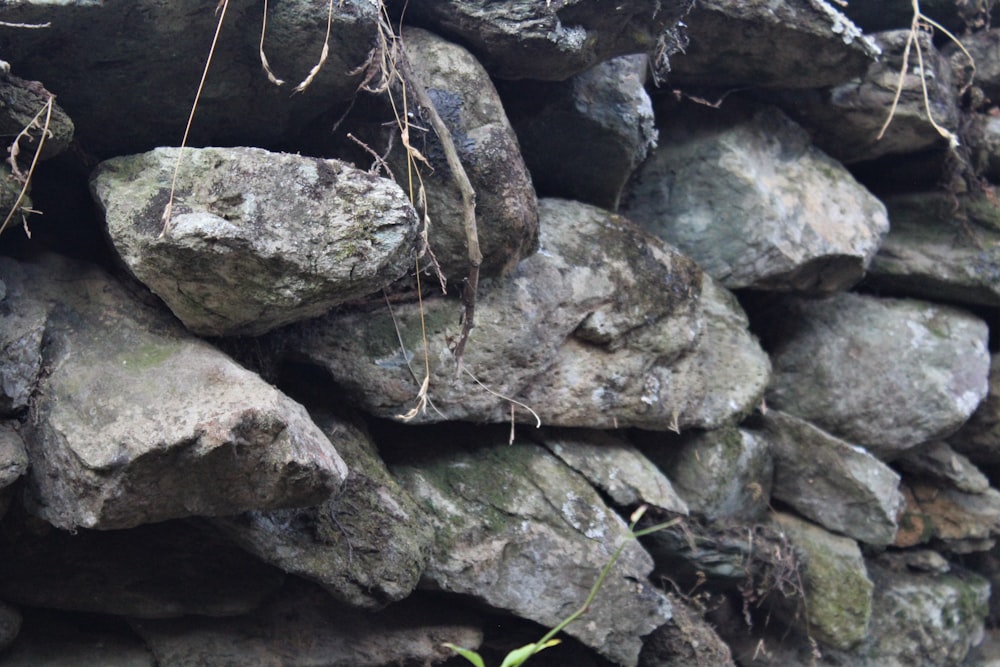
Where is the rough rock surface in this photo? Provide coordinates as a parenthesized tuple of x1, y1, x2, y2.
(92, 146, 419, 336)
(130, 579, 482, 667)
(772, 511, 873, 651)
(383, 27, 539, 281)
(623, 103, 889, 292)
(0, 423, 27, 494)
(866, 192, 1000, 307)
(766, 292, 990, 459)
(498, 54, 656, 210)
(6, 254, 348, 530)
(537, 428, 689, 515)
(0, 518, 285, 618)
(774, 29, 960, 164)
(640, 426, 772, 522)
(0, 273, 46, 416)
(952, 355, 1000, 464)
(667, 0, 879, 88)
(639, 593, 735, 667)
(762, 411, 904, 546)
(284, 198, 769, 430)
(897, 440, 991, 495)
(394, 0, 695, 81)
(896, 480, 1000, 553)
(0, 0, 378, 157)
(393, 438, 671, 667)
(211, 413, 432, 610)
(0, 601, 20, 653)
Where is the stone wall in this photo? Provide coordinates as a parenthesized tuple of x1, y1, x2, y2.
(2, 1, 1000, 665)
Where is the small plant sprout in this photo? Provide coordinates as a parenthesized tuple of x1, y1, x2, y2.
(444, 505, 681, 666)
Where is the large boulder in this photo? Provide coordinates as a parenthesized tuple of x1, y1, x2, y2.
(211, 413, 433, 610)
(498, 54, 657, 210)
(393, 436, 672, 667)
(92, 146, 419, 337)
(392, 0, 694, 81)
(282, 198, 770, 431)
(5, 254, 349, 530)
(667, 0, 879, 88)
(765, 292, 990, 459)
(0, 0, 378, 156)
(623, 103, 888, 293)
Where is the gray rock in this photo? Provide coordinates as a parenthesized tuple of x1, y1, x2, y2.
(92, 146, 419, 337)
(5, 254, 348, 530)
(0, 74, 74, 163)
(536, 428, 689, 515)
(211, 412, 432, 610)
(897, 440, 991, 495)
(393, 438, 671, 667)
(641, 426, 772, 522)
(130, 579, 483, 667)
(639, 593, 735, 667)
(841, 0, 984, 33)
(953, 355, 1000, 464)
(772, 511, 873, 651)
(0, 609, 154, 667)
(856, 561, 990, 667)
(762, 411, 904, 546)
(388, 27, 539, 281)
(622, 103, 888, 292)
(766, 292, 990, 459)
(948, 27, 1000, 105)
(0, 519, 285, 618)
(896, 480, 1000, 553)
(866, 192, 1000, 307)
(283, 198, 770, 431)
(0, 601, 20, 653)
(498, 54, 657, 210)
(0, 0, 377, 156)
(668, 0, 879, 88)
(394, 0, 694, 81)
(0, 266, 47, 416)
(774, 29, 960, 164)
(0, 422, 27, 490)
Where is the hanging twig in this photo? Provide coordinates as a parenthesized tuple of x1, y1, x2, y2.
(394, 45, 482, 376)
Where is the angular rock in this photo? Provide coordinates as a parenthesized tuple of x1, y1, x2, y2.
(211, 412, 432, 610)
(498, 54, 657, 210)
(639, 593, 735, 667)
(896, 480, 1000, 553)
(948, 27, 1000, 105)
(0, 0, 378, 156)
(92, 146, 419, 337)
(0, 608, 155, 667)
(866, 192, 1000, 307)
(387, 27, 539, 281)
(0, 74, 74, 163)
(4, 254, 348, 530)
(766, 292, 990, 459)
(0, 422, 28, 491)
(130, 579, 483, 667)
(952, 355, 1000, 464)
(897, 440, 991, 495)
(774, 29, 960, 164)
(622, 103, 888, 292)
(0, 519, 285, 618)
(283, 198, 770, 431)
(536, 428, 688, 515)
(761, 411, 903, 546)
(393, 0, 694, 81)
(857, 561, 990, 666)
(668, 0, 879, 88)
(640, 426, 772, 522)
(772, 511, 873, 651)
(0, 271, 46, 416)
(393, 437, 671, 667)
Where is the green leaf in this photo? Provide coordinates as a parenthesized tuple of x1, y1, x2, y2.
(499, 639, 561, 667)
(443, 643, 486, 667)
